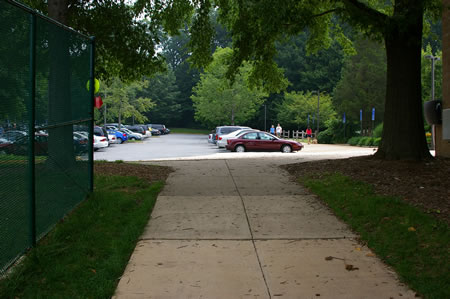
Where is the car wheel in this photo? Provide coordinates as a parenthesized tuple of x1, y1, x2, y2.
(119, 138, 124, 144)
(281, 145, 292, 153)
(235, 145, 245, 152)
(130, 137, 136, 140)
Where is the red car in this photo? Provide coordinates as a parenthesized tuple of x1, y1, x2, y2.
(226, 131, 303, 153)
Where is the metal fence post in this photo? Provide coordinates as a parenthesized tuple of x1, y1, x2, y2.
(88, 36, 95, 192)
(28, 13, 37, 247)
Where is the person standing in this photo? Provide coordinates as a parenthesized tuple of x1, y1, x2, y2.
(306, 127, 312, 144)
(270, 125, 275, 135)
(276, 123, 282, 137)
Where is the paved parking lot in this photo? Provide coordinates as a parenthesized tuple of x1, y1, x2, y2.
(94, 133, 376, 162)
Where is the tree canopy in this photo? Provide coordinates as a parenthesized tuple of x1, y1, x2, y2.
(333, 36, 386, 127)
(276, 91, 336, 131)
(138, 0, 441, 160)
(275, 33, 345, 94)
(191, 47, 267, 127)
(23, 0, 166, 82)
(99, 78, 154, 126)
(139, 69, 182, 126)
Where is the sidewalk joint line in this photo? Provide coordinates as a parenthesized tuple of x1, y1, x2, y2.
(139, 236, 354, 241)
(225, 159, 272, 299)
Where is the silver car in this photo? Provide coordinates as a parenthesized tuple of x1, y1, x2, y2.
(216, 128, 256, 148)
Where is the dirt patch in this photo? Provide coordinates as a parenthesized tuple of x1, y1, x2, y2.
(283, 156, 450, 225)
(94, 162, 174, 184)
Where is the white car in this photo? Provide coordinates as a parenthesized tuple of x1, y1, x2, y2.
(94, 135, 108, 150)
(108, 133, 118, 144)
(216, 128, 256, 148)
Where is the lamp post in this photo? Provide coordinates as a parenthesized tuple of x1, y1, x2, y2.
(425, 55, 440, 101)
(425, 54, 440, 149)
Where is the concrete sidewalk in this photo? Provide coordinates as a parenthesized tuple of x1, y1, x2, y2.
(114, 158, 416, 298)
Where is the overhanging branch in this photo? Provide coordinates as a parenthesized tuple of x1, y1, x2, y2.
(341, 0, 388, 26)
(282, 8, 341, 27)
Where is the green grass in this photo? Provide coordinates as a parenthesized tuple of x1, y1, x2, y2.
(170, 128, 210, 134)
(0, 174, 164, 298)
(0, 154, 46, 163)
(302, 173, 450, 299)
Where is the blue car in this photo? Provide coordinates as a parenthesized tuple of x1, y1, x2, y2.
(107, 130, 128, 144)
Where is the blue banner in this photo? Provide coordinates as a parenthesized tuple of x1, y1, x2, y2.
(343, 112, 346, 124)
(360, 109, 362, 121)
(372, 107, 375, 121)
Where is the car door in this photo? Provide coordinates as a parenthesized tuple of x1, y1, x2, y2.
(258, 132, 279, 150)
(240, 132, 259, 150)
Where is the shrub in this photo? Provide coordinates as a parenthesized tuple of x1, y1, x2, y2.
(317, 119, 361, 144)
(347, 137, 361, 146)
(317, 129, 334, 144)
(373, 123, 383, 138)
(373, 137, 381, 146)
(358, 137, 371, 146)
(363, 137, 374, 146)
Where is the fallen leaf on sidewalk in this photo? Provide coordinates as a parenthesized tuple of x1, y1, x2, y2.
(325, 256, 344, 261)
(366, 252, 375, 257)
(345, 264, 359, 271)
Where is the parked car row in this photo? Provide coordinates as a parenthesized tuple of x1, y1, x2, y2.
(93, 123, 170, 151)
(208, 126, 303, 153)
(0, 129, 89, 156)
(0, 123, 171, 155)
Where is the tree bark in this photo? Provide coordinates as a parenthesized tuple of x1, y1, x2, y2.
(47, 0, 75, 169)
(231, 104, 235, 125)
(375, 3, 432, 160)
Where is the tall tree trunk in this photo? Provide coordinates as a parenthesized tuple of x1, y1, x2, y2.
(375, 3, 431, 160)
(231, 104, 235, 125)
(47, 0, 75, 169)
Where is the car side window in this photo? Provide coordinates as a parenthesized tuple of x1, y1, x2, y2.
(259, 133, 273, 140)
(242, 132, 258, 140)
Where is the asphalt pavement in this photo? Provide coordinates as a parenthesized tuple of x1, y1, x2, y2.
(94, 133, 376, 162)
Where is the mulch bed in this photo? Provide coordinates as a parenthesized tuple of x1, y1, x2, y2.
(94, 159, 449, 225)
(94, 162, 174, 184)
(283, 156, 450, 225)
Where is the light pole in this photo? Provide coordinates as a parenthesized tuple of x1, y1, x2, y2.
(425, 55, 440, 101)
(425, 54, 440, 149)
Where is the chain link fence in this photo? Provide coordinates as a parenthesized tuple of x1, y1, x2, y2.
(0, 0, 94, 273)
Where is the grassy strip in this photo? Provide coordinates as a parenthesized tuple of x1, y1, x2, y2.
(302, 173, 449, 299)
(0, 175, 163, 298)
(0, 155, 46, 163)
(170, 128, 210, 134)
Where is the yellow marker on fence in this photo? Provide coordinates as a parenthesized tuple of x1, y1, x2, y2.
(86, 78, 100, 93)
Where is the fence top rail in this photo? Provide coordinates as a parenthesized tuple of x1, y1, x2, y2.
(5, 0, 92, 40)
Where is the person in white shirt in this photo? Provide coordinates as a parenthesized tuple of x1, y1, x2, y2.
(276, 123, 282, 137)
